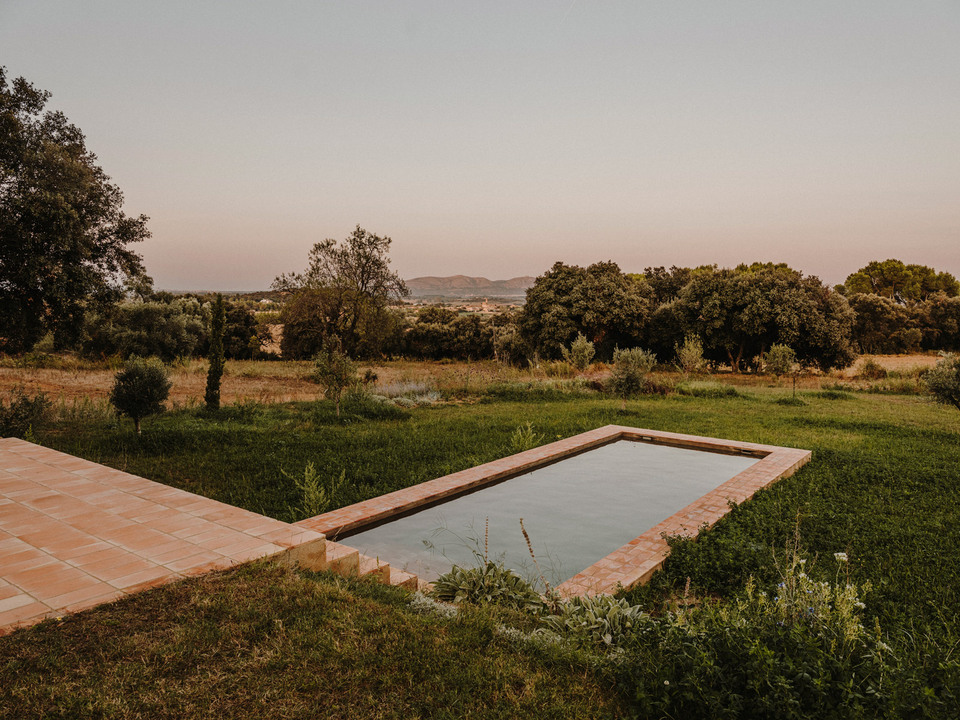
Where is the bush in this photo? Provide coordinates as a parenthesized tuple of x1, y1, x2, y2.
(608, 347, 657, 409)
(763, 344, 797, 378)
(675, 334, 706, 375)
(543, 595, 646, 650)
(675, 381, 740, 398)
(561, 332, 595, 372)
(109, 357, 171, 434)
(859, 358, 888, 380)
(925, 353, 960, 411)
(618, 558, 892, 719)
(312, 336, 356, 418)
(0, 387, 51, 438)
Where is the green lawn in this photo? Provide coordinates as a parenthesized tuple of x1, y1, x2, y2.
(4, 384, 959, 717)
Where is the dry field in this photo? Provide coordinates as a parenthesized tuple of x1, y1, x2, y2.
(0, 353, 940, 407)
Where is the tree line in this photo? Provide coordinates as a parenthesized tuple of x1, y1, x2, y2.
(3, 68, 959, 370)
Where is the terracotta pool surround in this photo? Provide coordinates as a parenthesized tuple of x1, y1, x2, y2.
(296, 425, 811, 597)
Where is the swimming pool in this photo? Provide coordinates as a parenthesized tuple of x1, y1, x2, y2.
(296, 425, 811, 596)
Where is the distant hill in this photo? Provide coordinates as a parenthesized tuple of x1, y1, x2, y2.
(406, 275, 534, 297)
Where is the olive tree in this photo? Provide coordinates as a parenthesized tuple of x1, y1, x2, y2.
(110, 357, 171, 434)
(204, 294, 225, 411)
(562, 332, 596, 372)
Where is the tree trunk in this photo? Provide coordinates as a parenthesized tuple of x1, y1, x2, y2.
(135, 417, 141, 435)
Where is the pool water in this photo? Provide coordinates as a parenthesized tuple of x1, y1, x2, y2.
(341, 440, 758, 585)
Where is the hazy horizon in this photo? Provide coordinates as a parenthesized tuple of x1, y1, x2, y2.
(3, 1, 958, 290)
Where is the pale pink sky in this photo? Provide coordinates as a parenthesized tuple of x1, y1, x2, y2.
(3, 1, 958, 289)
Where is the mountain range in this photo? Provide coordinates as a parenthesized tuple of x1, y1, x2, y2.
(405, 275, 534, 297)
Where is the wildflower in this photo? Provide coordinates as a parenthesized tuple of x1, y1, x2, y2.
(834, 552, 848, 562)
(664, 680, 670, 686)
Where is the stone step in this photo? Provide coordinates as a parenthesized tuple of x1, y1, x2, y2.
(388, 568, 419, 591)
(358, 554, 390, 583)
(324, 541, 359, 575)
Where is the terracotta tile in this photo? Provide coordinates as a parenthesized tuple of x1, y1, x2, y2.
(108, 566, 173, 591)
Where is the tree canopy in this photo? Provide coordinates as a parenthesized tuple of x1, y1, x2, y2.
(274, 226, 408, 358)
(0, 68, 150, 354)
(842, 259, 959, 303)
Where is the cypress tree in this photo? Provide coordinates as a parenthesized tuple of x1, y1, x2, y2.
(205, 294, 226, 411)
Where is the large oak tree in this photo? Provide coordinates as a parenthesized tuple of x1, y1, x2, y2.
(0, 69, 150, 354)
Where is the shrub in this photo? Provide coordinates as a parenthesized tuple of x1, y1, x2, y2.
(312, 335, 356, 418)
(431, 561, 545, 613)
(561, 332, 596, 372)
(763, 344, 797, 378)
(675, 381, 740, 398)
(925, 353, 960, 411)
(284, 461, 345, 518)
(859, 357, 888, 380)
(0, 387, 51, 438)
(109, 357, 171, 434)
(509, 422, 544, 453)
(675, 334, 706, 375)
(618, 557, 892, 719)
(608, 347, 657, 409)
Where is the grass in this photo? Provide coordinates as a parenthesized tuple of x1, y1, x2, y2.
(0, 562, 621, 719)
(5, 372, 960, 716)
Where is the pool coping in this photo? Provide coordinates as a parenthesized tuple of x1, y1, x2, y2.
(295, 425, 812, 597)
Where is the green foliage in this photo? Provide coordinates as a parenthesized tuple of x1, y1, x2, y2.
(404, 313, 494, 360)
(677, 264, 855, 372)
(607, 347, 657, 408)
(543, 595, 647, 650)
(925, 353, 960, 411)
(675, 333, 706, 374)
(675, 381, 741, 398)
(519, 261, 653, 360)
(0, 387, 51, 438)
(843, 259, 959, 302)
(109, 356, 171, 434)
(82, 298, 208, 361)
(431, 561, 545, 612)
(618, 560, 892, 719)
(0, 69, 150, 354)
(763, 343, 797, 377)
(312, 336, 357, 418)
(284, 461, 346, 518)
(509, 422, 544, 453)
(561, 332, 595, 372)
(204, 294, 225, 411)
(274, 226, 408, 358)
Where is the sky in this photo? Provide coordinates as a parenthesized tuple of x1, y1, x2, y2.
(2, 1, 959, 290)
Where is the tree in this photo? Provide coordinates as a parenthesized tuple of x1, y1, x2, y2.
(925, 354, 960, 411)
(675, 334, 706, 375)
(81, 297, 208, 361)
(608, 347, 656, 410)
(763, 344, 797, 379)
(205, 294, 225, 411)
(312, 335, 356, 418)
(846, 293, 918, 354)
(842, 260, 959, 303)
(274, 226, 408, 358)
(110, 357, 171, 434)
(519, 261, 653, 361)
(676, 264, 855, 372)
(0, 68, 150, 354)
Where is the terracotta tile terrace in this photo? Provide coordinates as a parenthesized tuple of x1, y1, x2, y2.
(0, 437, 326, 635)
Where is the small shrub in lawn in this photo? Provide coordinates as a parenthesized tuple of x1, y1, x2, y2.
(561, 332, 595, 372)
(109, 356, 171, 434)
(312, 335, 356, 418)
(608, 347, 657, 410)
(284, 461, 346, 518)
(859, 358, 888, 380)
(675, 334, 707, 375)
(431, 561, 545, 613)
(0, 387, 51, 438)
(924, 353, 960, 411)
(763, 344, 797, 378)
(775, 396, 807, 406)
(813, 389, 854, 400)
